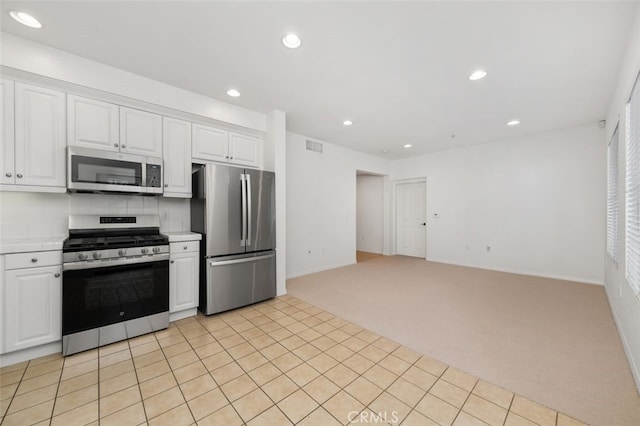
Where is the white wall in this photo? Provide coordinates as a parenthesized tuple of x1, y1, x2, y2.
(356, 175, 384, 254)
(392, 122, 606, 284)
(286, 133, 391, 278)
(604, 4, 640, 392)
(0, 33, 266, 132)
(0, 192, 190, 240)
(267, 110, 287, 296)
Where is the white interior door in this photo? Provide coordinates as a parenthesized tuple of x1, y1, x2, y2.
(396, 181, 426, 257)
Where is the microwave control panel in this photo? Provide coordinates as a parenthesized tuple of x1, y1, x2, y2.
(146, 164, 162, 188)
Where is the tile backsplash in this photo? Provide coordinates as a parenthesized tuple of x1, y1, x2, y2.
(0, 191, 190, 240)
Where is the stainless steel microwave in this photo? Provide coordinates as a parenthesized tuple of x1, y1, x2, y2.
(67, 147, 163, 194)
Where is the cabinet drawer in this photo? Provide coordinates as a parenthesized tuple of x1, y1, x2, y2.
(5, 251, 62, 270)
(170, 241, 200, 254)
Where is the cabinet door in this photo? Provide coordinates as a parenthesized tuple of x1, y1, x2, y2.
(0, 79, 15, 185)
(192, 124, 228, 162)
(3, 265, 62, 353)
(169, 252, 199, 313)
(120, 107, 162, 157)
(229, 132, 261, 168)
(67, 94, 119, 151)
(163, 117, 192, 197)
(14, 83, 66, 188)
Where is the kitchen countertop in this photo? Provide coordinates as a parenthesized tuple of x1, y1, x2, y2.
(162, 232, 202, 242)
(0, 237, 66, 254)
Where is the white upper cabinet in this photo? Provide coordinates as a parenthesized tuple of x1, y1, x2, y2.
(0, 79, 15, 185)
(68, 96, 162, 157)
(120, 107, 162, 157)
(163, 117, 192, 197)
(67, 95, 119, 152)
(192, 124, 262, 168)
(229, 132, 261, 167)
(14, 83, 66, 188)
(192, 124, 228, 163)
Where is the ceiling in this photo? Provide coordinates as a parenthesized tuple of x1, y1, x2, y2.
(0, 1, 637, 159)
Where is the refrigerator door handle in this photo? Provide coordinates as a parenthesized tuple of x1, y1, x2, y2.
(240, 173, 247, 247)
(209, 252, 275, 267)
(246, 173, 252, 247)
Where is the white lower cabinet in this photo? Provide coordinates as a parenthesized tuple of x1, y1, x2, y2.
(2, 252, 62, 354)
(169, 242, 199, 321)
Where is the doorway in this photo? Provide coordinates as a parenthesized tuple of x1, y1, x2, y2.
(395, 180, 426, 258)
(356, 172, 385, 263)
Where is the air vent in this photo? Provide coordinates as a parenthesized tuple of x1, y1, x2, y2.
(306, 139, 323, 153)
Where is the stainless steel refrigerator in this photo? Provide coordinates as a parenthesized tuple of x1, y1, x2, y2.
(191, 164, 276, 315)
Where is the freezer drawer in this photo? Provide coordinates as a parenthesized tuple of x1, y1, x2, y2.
(202, 250, 276, 315)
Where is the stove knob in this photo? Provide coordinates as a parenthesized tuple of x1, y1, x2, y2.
(152, 247, 160, 254)
(78, 253, 88, 261)
(141, 248, 149, 254)
(118, 249, 127, 256)
(92, 252, 102, 260)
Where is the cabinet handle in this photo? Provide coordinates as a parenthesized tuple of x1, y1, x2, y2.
(230, 156, 234, 160)
(17, 173, 23, 179)
(31, 258, 38, 263)
(184, 246, 188, 250)
(225, 155, 229, 159)
(170, 260, 175, 264)
(121, 145, 126, 149)
(54, 273, 61, 278)
(164, 184, 168, 187)
(5, 172, 11, 178)
(114, 143, 119, 148)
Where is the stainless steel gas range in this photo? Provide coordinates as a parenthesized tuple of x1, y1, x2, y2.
(62, 215, 169, 356)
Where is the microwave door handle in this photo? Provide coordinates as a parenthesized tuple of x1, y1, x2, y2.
(246, 173, 252, 247)
(241, 174, 247, 247)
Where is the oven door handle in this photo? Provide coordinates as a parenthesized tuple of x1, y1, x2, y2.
(63, 254, 170, 271)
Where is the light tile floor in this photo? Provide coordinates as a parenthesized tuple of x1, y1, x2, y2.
(0, 295, 587, 425)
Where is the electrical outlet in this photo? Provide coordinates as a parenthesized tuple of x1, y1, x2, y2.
(486, 246, 491, 252)
(307, 250, 312, 255)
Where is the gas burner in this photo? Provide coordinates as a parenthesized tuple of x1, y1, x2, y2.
(63, 215, 169, 261)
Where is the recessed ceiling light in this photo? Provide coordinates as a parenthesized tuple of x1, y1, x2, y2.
(9, 11, 42, 28)
(226, 89, 240, 97)
(507, 120, 520, 126)
(468, 69, 487, 81)
(382, 150, 389, 153)
(343, 120, 353, 126)
(403, 144, 412, 149)
(282, 33, 302, 49)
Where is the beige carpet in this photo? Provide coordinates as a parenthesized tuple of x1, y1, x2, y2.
(356, 251, 384, 263)
(287, 255, 640, 426)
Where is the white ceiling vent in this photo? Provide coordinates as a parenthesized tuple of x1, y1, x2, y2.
(305, 139, 323, 153)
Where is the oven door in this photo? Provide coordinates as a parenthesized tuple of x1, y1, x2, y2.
(62, 256, 169, 336)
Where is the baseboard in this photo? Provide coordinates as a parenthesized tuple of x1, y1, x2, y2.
(429, 257, 604, 286)
(604, 285, 640, 395)
(0, 341, 61, 368)
(287, 260, 355, 279)
(169, 308, 198, 323)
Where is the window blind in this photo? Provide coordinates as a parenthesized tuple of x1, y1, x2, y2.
(607, 125, 619, 262)
(626, 74, 640, 295)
